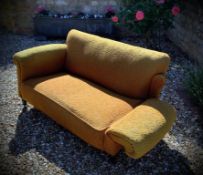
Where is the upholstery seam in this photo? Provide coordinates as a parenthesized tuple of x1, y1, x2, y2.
(148, 73, 165, 98)
(108, 132, 135, 155)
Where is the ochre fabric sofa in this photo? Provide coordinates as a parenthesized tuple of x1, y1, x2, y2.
(13, 30, 176, 159)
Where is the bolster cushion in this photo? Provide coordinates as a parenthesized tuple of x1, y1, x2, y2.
(106, 98, 176, 159)
(66, 30, 170, 98)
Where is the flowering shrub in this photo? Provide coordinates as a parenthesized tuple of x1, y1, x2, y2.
(171, 5, 181, 16)
(112, 16, 119, 23)
(34, 5, 48, 15)
(135, 11, 145, 21)
(105, 5, 116, 18)
(111, 0, 184, 47)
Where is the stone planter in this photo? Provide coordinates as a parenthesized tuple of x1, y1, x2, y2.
(33, 16, 114, 38)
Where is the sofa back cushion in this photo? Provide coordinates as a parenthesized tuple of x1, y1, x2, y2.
(65, 30, 170, 99)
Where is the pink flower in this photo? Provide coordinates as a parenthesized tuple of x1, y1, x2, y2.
(112, 16, 119, 23)
(106, 5, 114, 13)
(135, 10, 144, 21)
(171, 5, 181, 16)
(156, 0, 165, 4)
(35, 5, 45, 13)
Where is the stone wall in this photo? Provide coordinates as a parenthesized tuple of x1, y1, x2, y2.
(37, 0, 120, 14)
(0, 0, 120, 34)
(0, 0, 36, 34)
(168, 1, 203, 66)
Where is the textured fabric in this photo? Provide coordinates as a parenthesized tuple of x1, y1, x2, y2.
(66, 30, 170, 98)
(21, 73, 141, 154)
(13, 31, 176, 158)
(149, 74, 166, 98)
(13, 44, 67, 96)
(106, 98, 176, 159)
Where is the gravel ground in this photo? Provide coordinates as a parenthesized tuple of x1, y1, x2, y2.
(0, 30, 202, 175)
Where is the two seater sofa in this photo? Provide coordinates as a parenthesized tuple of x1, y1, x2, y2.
(13, 30, 176, 159)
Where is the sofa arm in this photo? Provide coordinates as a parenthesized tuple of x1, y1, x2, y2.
(13, 44, 67, 96)
(106, 98, 176, 159)
(149, 74, 166, 98)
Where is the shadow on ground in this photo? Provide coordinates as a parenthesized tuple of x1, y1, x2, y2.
(9, 108, 195, 174)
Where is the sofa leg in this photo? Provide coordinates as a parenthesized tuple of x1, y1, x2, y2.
(22, 99, 27, 106)
(22, 99, 27, 112)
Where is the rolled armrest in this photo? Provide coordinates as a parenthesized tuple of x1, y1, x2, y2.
(13, 44, 67, 96)
(149, 74, 166, 98)
(106, 98, 176, 159)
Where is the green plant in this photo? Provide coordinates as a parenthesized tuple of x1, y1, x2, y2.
(112, 0, 184, 48)
(185, 67, 203, 107)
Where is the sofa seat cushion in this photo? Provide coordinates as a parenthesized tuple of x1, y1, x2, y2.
(21, 73, 141, 154)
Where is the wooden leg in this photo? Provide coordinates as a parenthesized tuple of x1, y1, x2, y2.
(22, 99, 27, 106)
(22, 99, 27, 112)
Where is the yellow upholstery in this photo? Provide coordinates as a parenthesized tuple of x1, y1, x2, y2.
(106, 99, 176, 158)
(13, 44, 67, 96)
(21, 73, 141, 155)
(149, 74, 166, 98)
(66, 30, 170, 98)
(13, 30, 176, 159)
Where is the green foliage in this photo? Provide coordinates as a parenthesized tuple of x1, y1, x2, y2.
(116, 0, 184, 38)
(185, 67, 203, 107)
